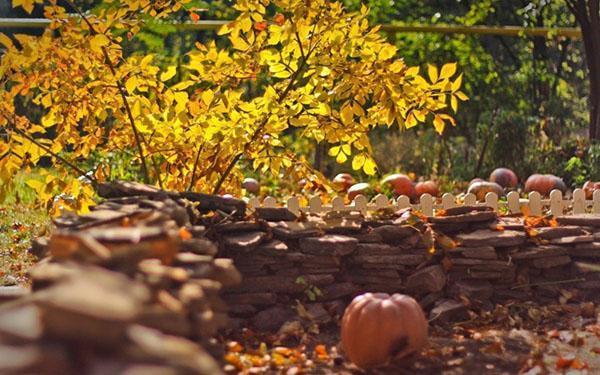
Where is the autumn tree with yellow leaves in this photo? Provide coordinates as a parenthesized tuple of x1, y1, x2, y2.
(0, 0, 466, 213)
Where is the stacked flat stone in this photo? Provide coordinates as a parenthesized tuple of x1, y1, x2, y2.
(0, 181, 244, 374)
(221, 205, 600, 329)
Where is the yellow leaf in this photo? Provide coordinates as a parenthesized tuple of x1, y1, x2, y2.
(90, 34, 110, 53)
(273, 70, 291, 78)
(0, 33, 14, 49)
(379, 45, 397, 60)
(125, 76, 137, 94)
(440, 63, 457, 79)
(451, 74, 463, 92)
(201, 90, 214, 106)
(451, 96, 458, 113)
(405, 113, 418, 128)
(217, 22, 236, 36)
(405, 66, 419, 76)
(456, 91, 469, 101)
(427, 64, 438, 83)
(352, 153, 365, 171)
(341, 104, 353, 125)
(363, 157, 377, 175)
(25, 179, 44, 191)
(160, 66, 177, 81)
(336, 152, 347, 164)
(433, 115, 445, 134)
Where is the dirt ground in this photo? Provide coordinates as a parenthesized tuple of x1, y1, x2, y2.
(220, 298, 600, 374)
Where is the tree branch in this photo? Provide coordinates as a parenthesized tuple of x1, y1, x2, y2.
(5, 117, 97, 186)
(63, 0, 151, 184)
(212, 39, 319, 194)
(188, 142, 204, 191)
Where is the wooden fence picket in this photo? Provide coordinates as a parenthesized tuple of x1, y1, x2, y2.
(308, 196, 322, 214)
(442, 193, 456, 209)
(572, 189, 586, 214)
(549, 190, 563, 216)
(244, 188, 600, 217)
(463, 193, 477, 206)
(527, 192, 542, 216)
(374, 194, 389, 210)
(353, 195, 368, 215)
(396, 195, 411, 210)
(332, 196, 345, 211)
(484, 192, 498, 211)
(506, 191, 520, 214)
(286, 196, 300, 216)
(420, 194, 434, 216)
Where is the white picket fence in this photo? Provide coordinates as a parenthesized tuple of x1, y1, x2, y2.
(246, 189, 600, 217)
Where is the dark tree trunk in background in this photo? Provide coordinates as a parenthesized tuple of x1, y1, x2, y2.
(566, 0, 600, 140)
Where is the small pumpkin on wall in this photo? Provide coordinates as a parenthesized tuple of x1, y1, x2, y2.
(583, 181, 600, 199)
(524, 174, 567, 196)
(415, 180, 440, 197)
(341, 293, 428, 369)
(467, 181, 504, 201)
(489, 167, 518, 189)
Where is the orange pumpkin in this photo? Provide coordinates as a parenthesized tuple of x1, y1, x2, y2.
(524, 174, 567, 196)
(348, 182, 370, 200)
(381, 174, 416, 198)
(341, 293, 428, 369)
(489, 168, 518, 188)
(583, 181, 600, 199)
(467, 181, 504, 201)
(415, 180, 440, 197)
(332, 173, 355, 192)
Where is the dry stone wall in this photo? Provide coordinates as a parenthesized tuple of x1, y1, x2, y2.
(220, 206, 600, 330)
(1, 181, 600, 373)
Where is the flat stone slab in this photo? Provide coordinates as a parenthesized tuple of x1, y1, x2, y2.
(0, 303, 43, 342)
(406, 265, 446, 293)
(444, 206, 494, 216)
(222, 231, 267, 252)
(556, 215, 600, 227)
(348, 254, 426, 266)
(428, 211, 496, 224)
(549, 235, 595, 245)
(534, 226, 589, 240)
(429, 299, 469, 324)
(285, 253, 340, 266)
(451, 246, 497, 259)
(370, 225, 418, 244)
(318, 282, 358, 301)
(299, 235, 358, 256)
(234, 275, 335, 293)
(509, 246, 567, 260)
(456, 229, 526, 248)
(566, 242, 600, 258)
(271, 222, 321, 239)
(354, 243, 401, 256)
(255, 240, 288, 256)
(530, 255, 571, 269)
(222, 293, 278, 306)
(450, 280, 493, 301)
(214, 221, 262, 233)
(0, 286, 29, 304)
(255, 207, 298, 221)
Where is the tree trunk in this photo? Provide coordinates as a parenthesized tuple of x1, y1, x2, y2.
(568, 0, 600, 140)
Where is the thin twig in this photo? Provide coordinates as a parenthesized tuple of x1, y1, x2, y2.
(6, 120, 97, 185)
(63, 0, 151, 184)
(188, 142, 204, 191)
